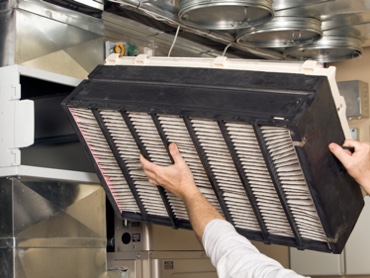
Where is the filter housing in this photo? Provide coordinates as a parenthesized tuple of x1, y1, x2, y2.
(62, 55, 364, 254)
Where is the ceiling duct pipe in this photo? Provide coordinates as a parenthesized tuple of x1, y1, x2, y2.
(284, 12, 367, 63)
(236, 9, 323, 48)
(285, 29, 363, 63)
(178, 0, 274, 30)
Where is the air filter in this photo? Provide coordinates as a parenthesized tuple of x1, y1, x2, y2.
(62, 55, 364, 254)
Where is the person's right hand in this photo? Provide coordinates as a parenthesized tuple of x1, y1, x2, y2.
(329, 139, 370, 195)
(139, 142, 200, 201)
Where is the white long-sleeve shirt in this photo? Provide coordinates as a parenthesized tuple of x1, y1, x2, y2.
(202, 219, 308, 278)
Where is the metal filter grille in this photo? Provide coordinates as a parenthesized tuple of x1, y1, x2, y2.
(63, 59, 363, 253)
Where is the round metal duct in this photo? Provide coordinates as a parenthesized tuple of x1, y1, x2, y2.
(236, 9, 322, 48)
(272, 0, 331, 11)
(178, 0, 274, 30)
(284, 34, 362, 63)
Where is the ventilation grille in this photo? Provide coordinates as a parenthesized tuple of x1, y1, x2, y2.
(63, 60, 363, 253)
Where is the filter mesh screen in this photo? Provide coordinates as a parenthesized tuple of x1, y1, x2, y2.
(191, 118, 260, 231)
(126, 112, 172, 218)
(70, 108, 140, 214)
(260, 126, 326, 242)
(157, 115, 223, 218)
(70, 107, 327, 243)
(226, 122, 295, 238)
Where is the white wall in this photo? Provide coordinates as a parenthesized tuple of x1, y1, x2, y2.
(331, 47, 370, 142)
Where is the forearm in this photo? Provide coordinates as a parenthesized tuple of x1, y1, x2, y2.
(203, 220, 306, 278)
(358, 176, 370, 195)
(183, 189, 224, 243)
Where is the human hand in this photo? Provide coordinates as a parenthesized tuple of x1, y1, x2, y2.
(329, 139, 370, 195)
(140, 143, 200, 200)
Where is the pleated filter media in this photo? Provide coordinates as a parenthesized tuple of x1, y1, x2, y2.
(62, 55, 364, 253)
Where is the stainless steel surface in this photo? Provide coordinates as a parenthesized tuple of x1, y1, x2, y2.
(41, 0, 104, 11)
(104, 1, 285, 59)
(178, 0, 274, 30)
(0, 9, 15, 66)
(70, 0, 104, 10)
(106, 0, 370, 62)
(0, 2, 109, 278)
(108, 251, 216, 278)
(0, 60, 105, 277)
(285, 34, 363, 63)
(272, 0, 334, 11)
(0, 0, 14, 65)
(338, 80, 369, 120)
(0, 177, 106, 278)
(114, 216, 203, 253)
(151, 255, 217, 278)
(103, 10, 285, 59)
(109, 215, 216, 277)
(237, 9, 322, 48)
(107, 176, 216, 278)
(103, 12, 235, 58)
(0, 0, 15, 12)
(0, 0, 105, 78)
(321, 12, 370, 31)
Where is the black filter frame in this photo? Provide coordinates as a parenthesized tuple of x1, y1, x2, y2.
(62, 62, 364, 254)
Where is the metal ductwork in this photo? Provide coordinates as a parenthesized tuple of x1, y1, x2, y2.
(0, 0, 105, 77)
(62, 55, 364, 254)
(178, 0, 274, 30)
(0, 177, 106, 278)
(104, 0, 370, 62)
(236, 9, 323, 48)
(0, 63, 106, 278)
(284, 13, 366, 63)
(0, 2, 110, 277)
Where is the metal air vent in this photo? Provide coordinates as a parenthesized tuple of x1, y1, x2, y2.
(62, 55, 364, 254)
(178, 0, 274, 30)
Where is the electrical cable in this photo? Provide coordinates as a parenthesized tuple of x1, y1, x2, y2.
(222, 43, 233, 56)
(168, 25, 181, 57)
